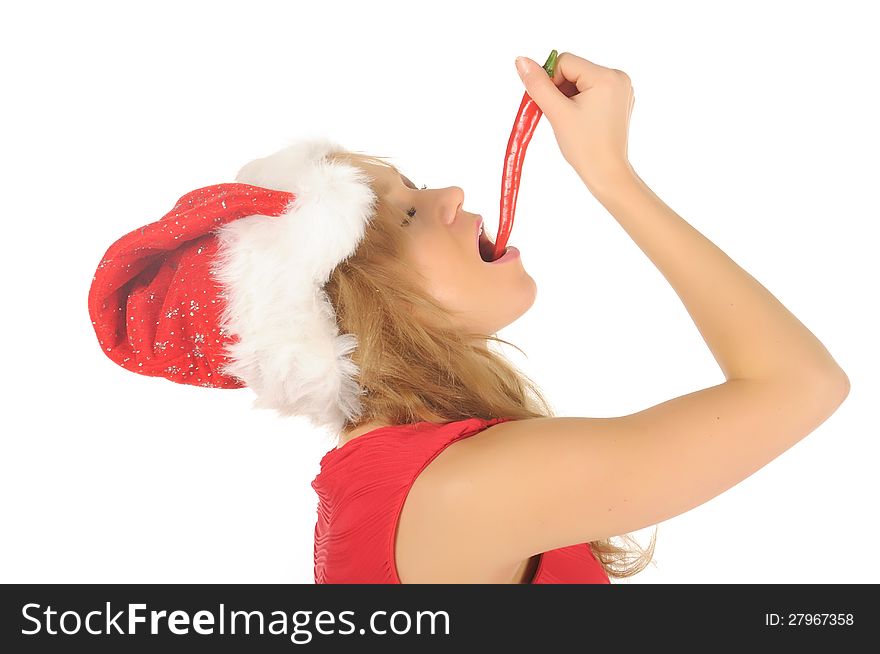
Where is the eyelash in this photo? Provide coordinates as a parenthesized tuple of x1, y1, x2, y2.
(400, 185, 428, 226)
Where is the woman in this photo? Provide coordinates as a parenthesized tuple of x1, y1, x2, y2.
(89, 52, 850, 584)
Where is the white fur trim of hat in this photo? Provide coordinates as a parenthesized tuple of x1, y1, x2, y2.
(210, 136, 378, 434)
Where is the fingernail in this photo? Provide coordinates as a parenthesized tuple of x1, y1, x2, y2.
(515, 56, 531, 77)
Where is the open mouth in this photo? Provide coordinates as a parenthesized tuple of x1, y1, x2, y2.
(478, 221, 501, 262)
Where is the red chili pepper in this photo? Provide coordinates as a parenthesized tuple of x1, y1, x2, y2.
(492, 49, 558, 261)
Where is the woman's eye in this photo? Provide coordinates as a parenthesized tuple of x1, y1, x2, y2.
(401, 186, 426, 226)
(401, 206, 417, 227)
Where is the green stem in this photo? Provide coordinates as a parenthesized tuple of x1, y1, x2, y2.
(542, 49, 558, 78)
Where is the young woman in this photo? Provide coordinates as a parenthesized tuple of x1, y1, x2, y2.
(313, 53, 848, 583)
(90, 52, 849, 584)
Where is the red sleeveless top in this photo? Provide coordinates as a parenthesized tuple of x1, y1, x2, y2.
(311, 416, 611, 584)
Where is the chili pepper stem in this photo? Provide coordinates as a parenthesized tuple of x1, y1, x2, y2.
(542, 49, 558, 78)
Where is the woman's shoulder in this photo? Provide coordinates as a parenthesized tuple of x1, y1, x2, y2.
(394, 416, 525, 582)
(312, 416, 517, 583)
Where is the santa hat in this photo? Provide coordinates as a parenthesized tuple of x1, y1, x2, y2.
(88, 136, 379, 434)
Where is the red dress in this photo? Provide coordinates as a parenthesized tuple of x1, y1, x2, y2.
(311, 416, 611, 584)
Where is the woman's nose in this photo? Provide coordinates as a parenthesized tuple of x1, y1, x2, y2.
(441, 186, 465, 225)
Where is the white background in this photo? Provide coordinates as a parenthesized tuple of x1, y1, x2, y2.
(1, 0, 876, 584)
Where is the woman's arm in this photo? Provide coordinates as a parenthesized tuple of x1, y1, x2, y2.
(586, 166, 849, 388)
(414, 56, 852, 574)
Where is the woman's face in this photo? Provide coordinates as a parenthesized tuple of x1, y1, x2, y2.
(363, 162, 537, 336)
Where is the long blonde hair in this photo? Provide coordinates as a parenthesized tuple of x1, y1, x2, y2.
(322, 149, 656, 579)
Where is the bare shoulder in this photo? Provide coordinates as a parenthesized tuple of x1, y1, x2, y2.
(394, 419, 530, 583)
(396, 377, 849, 582)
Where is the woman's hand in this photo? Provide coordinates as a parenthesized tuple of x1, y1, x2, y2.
(516, 51, 636, 192)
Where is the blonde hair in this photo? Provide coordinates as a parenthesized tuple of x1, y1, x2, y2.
(323, 150, 656, 580)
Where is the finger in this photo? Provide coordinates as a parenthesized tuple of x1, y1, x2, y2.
(555, 77, 580, 99)
(516, 56, 570, 123)
(553, 52, 616, 93)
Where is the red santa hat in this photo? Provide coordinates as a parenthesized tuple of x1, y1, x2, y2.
(88, 136, 378, 434)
